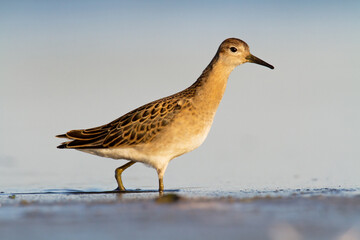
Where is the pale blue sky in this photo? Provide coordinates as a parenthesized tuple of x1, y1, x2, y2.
(1, 1, 359, 191)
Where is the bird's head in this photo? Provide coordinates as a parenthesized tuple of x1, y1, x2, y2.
(217, 38, 274, 69)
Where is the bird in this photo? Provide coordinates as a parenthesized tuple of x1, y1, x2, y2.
(56, 38, 274, 193)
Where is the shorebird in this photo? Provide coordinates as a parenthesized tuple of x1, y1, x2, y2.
(57, 38, 274, 192)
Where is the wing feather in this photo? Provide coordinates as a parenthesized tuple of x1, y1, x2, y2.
(56, 94, 192, 149)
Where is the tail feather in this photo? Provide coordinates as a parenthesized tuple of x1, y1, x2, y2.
(66, 129, 108, 141)
(57, 142, 68, 149)
(56, 129, 107, 149)
(56, 134, 68, 138)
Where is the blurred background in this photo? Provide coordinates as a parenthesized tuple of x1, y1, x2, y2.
(1, 0, 359, 192)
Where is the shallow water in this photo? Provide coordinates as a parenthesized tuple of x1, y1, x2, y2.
(2, 186, 360, 198)
(1, 187, 360, 240)
(1, 187, 359, 207)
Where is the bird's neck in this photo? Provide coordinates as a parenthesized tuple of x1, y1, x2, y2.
(190, 56, 235, 112)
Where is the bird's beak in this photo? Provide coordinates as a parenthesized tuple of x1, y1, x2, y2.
(246, 54, 274, 69)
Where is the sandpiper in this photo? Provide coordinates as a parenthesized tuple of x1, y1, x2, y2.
(57, 38, 274, 192)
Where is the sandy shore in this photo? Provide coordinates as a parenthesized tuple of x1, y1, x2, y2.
(1, 188, 360, 240)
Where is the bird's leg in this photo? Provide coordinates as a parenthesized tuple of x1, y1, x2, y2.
(114, 161, 136, 191)
(157, 168, 165, 193)
(158, 176, 164, 193)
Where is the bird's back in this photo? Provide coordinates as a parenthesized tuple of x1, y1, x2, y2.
(57, 85, 197, 150)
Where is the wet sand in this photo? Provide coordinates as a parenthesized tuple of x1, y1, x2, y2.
(1, 188, 360, 240)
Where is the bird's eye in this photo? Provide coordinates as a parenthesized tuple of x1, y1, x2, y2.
(230, 47, 237, 52)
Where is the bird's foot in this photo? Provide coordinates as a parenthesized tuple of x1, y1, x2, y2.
(113, 186, 126, 192)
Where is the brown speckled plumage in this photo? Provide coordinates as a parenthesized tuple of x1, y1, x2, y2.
(57, 91, 194, 148)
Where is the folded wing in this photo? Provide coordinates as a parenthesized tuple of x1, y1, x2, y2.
(57, 96, 191, 149)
